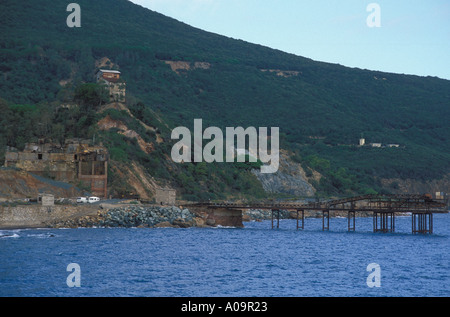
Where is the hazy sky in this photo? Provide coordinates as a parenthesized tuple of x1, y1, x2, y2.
(130, 0, 450, 80)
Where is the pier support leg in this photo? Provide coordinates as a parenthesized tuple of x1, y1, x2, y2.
(322, 210, 329, 231)
(412, 213, 433, 234)
(296, 209, 305, 230)
(430, 213, 433, 234)
(271, 209, 274, 229)
(348, 210, 356, 232)
(277, 209, 280, 229)
(271, 209, 280, 229)
(373, 212, 377, 233)
(373, 212, 395, 233)
(301, 209, 304, 230)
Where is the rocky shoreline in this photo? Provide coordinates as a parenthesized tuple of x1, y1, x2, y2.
(49, 205, 378, 229)
(51, 205, 201, 229)
(99, 205, 198, 228)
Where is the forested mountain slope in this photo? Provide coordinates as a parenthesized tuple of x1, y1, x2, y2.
(1, 0, 448, 199)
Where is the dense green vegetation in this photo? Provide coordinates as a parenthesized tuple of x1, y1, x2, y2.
(0, 0, 449, 199)
(0, 88, 266, 201)
(100, 105, 267, 200)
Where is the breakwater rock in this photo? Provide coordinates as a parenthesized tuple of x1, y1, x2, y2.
(98, 205, 198, 228)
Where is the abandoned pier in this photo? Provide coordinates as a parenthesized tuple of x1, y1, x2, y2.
(0, 194, 447, 234)
(189, 193, 448, 234)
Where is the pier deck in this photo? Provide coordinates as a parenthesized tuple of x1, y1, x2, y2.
(188, 194, 448, 234)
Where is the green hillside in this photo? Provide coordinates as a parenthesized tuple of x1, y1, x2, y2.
(1, 0, 449, 199)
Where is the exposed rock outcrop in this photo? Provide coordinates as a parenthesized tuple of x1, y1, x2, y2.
(108, 161, 159, 200)
(164, 60, 211, 74)
(381, 174, 450, 195)
(97, 114, 155, 154)
(252, 151, 315, 197)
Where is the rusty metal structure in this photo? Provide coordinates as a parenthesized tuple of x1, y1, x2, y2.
(188, 194, 448, 234)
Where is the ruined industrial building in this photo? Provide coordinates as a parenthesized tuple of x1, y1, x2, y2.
(4, 139, 109, 198)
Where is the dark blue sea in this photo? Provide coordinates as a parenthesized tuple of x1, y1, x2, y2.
(1, 214, 449, 297)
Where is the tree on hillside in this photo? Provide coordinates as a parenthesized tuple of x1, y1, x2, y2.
(74, 83, 109, 110)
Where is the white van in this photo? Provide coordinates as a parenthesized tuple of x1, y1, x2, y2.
(76, 197, 88, 203)
(88, 196, 100, 203)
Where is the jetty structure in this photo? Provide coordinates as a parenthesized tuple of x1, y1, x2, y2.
(189, 194, 448, 234)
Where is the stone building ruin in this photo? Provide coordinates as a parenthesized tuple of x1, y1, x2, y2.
(4, 139, 109, 198)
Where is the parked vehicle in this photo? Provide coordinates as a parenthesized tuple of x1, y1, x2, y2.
(88, 196, 100, 203)
(76, 197, 88, 203)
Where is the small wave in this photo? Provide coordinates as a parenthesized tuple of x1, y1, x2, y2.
(0, 233, 20, 238)
(27, 233, 57, 238)
(215, 225, 238, 229)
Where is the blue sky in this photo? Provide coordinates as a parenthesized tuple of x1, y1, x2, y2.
(130, 0, 450, 80)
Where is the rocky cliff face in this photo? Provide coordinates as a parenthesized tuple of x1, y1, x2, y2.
(252, 151, 316, 197)
(381, 174, 450, 195)
(0, 169, 82, 200)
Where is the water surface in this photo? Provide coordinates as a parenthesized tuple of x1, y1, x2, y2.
(1, 214, 449, 297)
